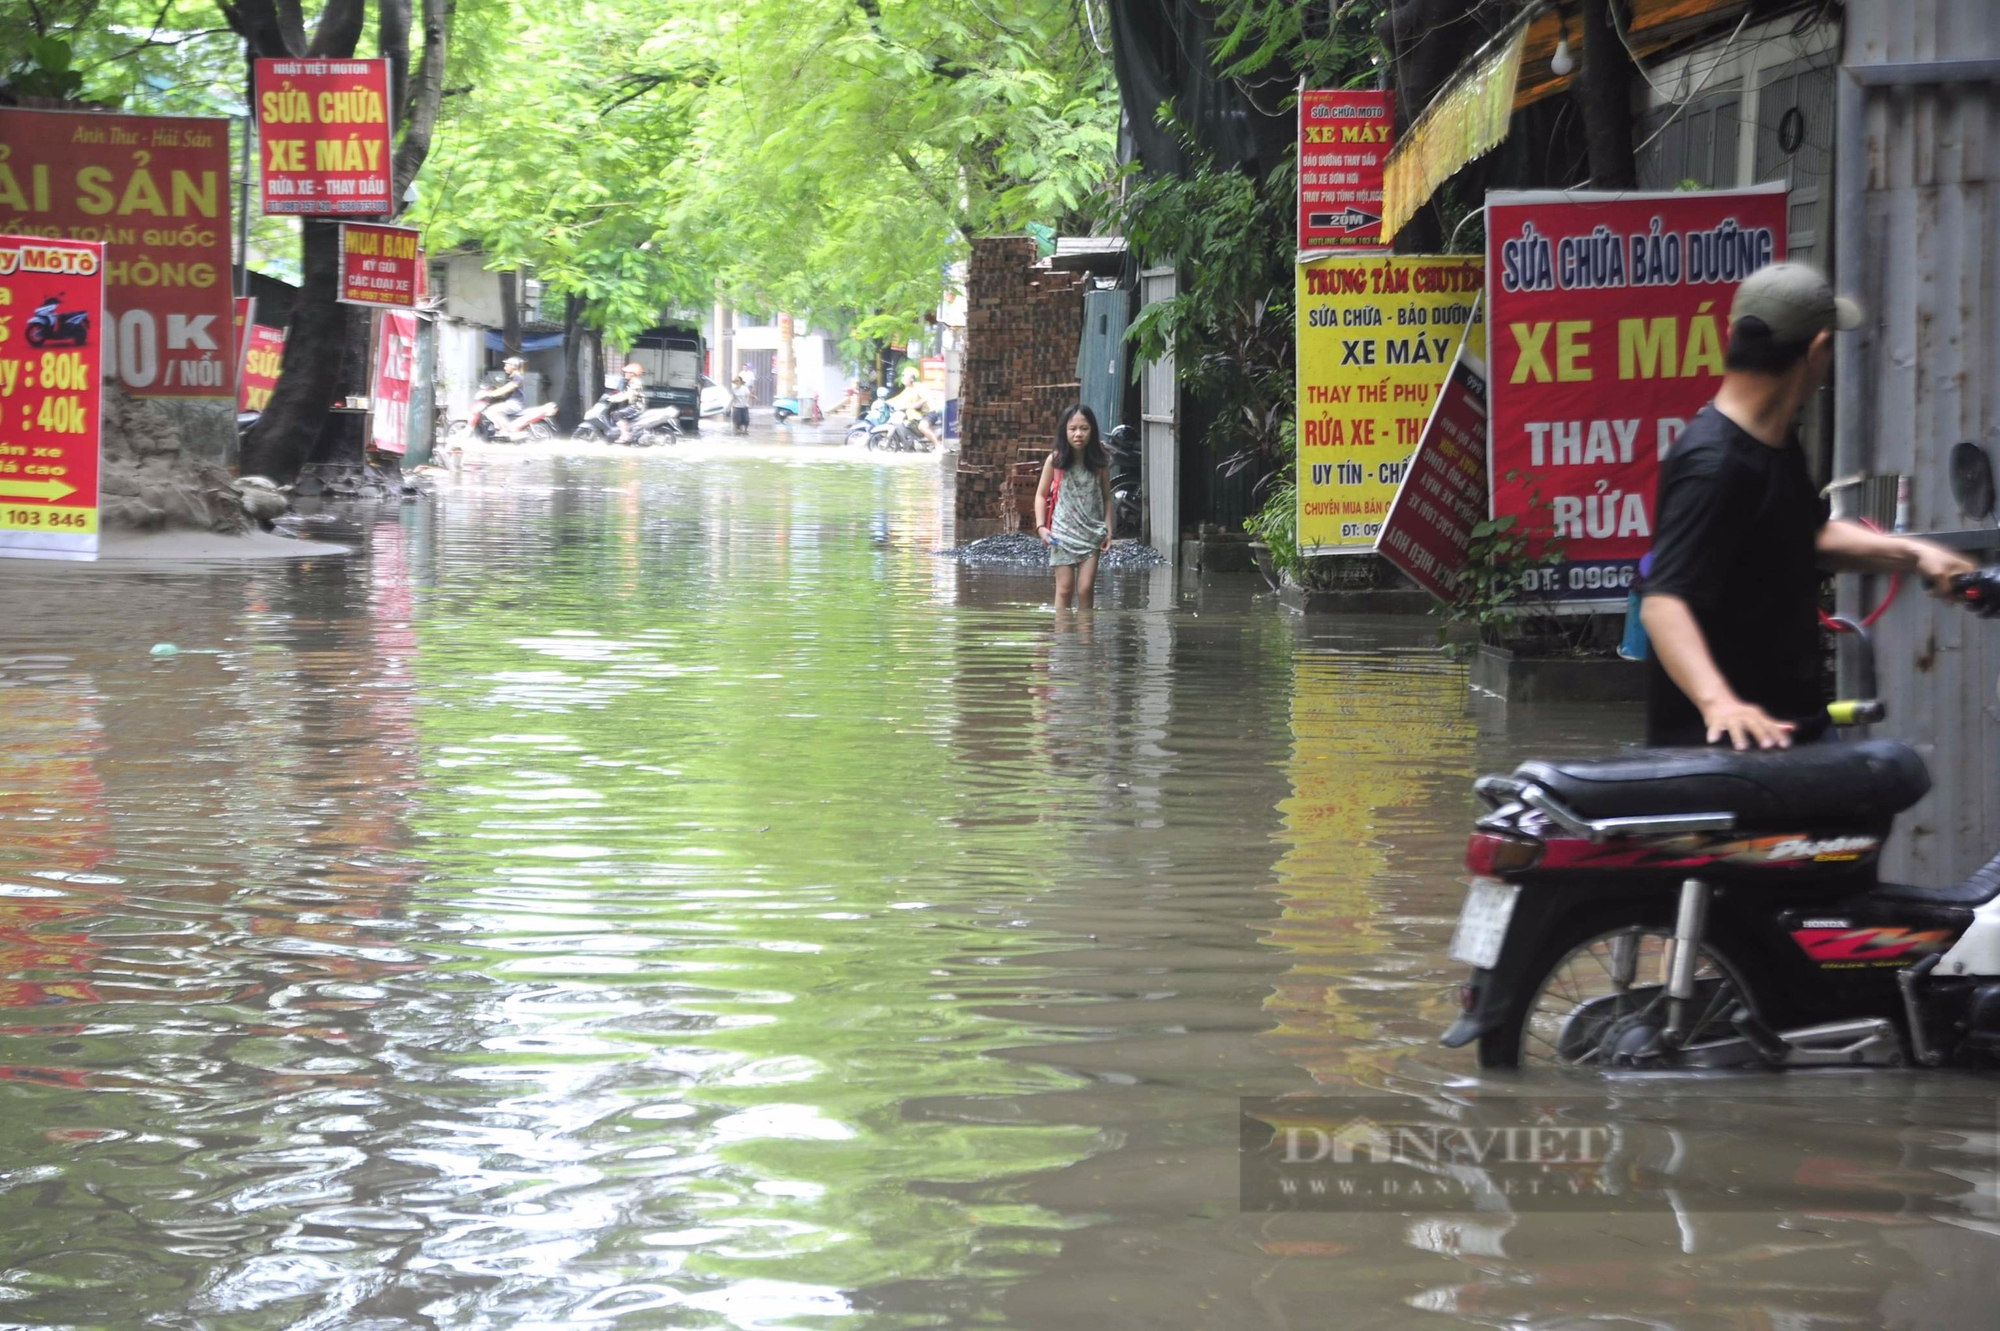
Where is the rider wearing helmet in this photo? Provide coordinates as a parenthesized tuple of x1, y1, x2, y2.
(609, 362, 648, 443)
(477, 356, 528, 435)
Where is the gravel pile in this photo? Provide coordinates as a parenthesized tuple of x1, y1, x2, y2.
(938, 533, 1167, 568)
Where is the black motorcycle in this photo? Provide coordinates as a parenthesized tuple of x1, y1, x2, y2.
(1442, 566, 2000, 1070)
(26, 294, 89, 347)
(1106, 424, 1142, 538)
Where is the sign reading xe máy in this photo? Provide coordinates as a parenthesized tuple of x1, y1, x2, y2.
(257, 58, 394, 215)
(1486, 184, 1788, 603)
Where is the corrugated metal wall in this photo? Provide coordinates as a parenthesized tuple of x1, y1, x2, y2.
(1839, 2, 2000, 886)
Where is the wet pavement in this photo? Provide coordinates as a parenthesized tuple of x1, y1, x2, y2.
(0, 440, 1995, 1328)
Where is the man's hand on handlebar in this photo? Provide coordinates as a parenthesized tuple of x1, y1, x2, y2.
(1914, 543, 1978, 597)
(1703, 697, 1795, 751)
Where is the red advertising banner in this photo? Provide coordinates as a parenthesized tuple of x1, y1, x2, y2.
(1486, 185, 1788, 603)
(255, 58, 394, 216)
(369, 309, 417, 455)
(239, 324, 285, 413)
(0, 235, 103, 560)
(232, 294, 254, 399)
(1298, 90, 1392, 252)
(1376, 347, 1488, 603)
(0, 108, 234, 398)
(337, 222, 421, 307)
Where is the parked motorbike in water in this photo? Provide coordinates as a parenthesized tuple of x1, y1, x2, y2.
(773, 395, 821, 424)
(26, 294, 90, 347)
(448, 400, 559, 444)
(1106, 424, 1142, 538)
(1441, 566, 2000, 1071)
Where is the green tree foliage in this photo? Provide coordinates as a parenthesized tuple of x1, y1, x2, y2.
(1117, 1, 1385, 568)
(414, 0, 1118, 350)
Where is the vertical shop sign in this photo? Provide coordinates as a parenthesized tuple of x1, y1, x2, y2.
(238, 324, 285, 412)
(0, 108, 234, 398)
(0, 236, 104, 560)
(1376, 343, 1488, 602)
(255, 58, 394, 216)
(369, 309, 417, 454)
(1295, 254, 1484, 553)
(337, 222, 421, 307)
(1298, 91, 1392, 251)
(1486, 185, 1788, 603)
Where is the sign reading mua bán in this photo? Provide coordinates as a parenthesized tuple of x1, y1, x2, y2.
(337, 222, 421, 307)
(1486, 185, 1787, 603)
(256, 58, 394, 215)
(0, 108, 234, 398)
(1296, 255, 1484, 553)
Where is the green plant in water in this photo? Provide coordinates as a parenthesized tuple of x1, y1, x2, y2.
(1441, 474, 1575, 649)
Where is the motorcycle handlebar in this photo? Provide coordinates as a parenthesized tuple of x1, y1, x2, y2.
(1948, 565, 2000, 617)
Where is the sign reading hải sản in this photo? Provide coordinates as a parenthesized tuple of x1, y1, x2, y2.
(0, 108, 234, 398)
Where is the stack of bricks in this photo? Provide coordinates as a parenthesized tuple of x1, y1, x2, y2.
(956, 237, 1086, 534)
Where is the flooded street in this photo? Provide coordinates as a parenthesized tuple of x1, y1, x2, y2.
(1, 444, 1995, 1329)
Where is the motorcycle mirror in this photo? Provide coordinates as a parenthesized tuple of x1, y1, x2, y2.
(1948, 440, 1995, 521)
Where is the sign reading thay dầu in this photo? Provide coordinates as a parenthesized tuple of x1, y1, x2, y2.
(1485, 184, 1788, 603)
(1295, 254, 1484, 553)
(0, 108, 234, 398)
(256, 58, 394, 216)
(1298, 90, 1392, 251)
(0, 235, 104, 561)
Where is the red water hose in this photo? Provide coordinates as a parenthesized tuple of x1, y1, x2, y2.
(1818, 518, 1901, 631)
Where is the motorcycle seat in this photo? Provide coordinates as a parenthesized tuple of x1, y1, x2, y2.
(1514, 739, 1931, 827)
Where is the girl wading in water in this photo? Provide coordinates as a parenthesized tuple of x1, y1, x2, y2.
(1034, 404, 1115, 609)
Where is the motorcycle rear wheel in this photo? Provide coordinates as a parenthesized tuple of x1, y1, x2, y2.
(527, 420, 556, 441)
(1480, 921, 1752, 1070)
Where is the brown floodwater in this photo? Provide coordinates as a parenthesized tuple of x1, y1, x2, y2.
(0, 442, 1994, 1329)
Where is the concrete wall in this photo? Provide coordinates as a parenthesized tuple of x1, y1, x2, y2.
(1838, 2, 2000, 886)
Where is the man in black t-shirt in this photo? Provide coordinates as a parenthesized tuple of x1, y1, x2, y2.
(1641, 263, 1973, 750)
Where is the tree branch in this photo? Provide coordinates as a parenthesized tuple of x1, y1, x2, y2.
(379, 0, 411, 127)
(306, 0, 366, 58)
(392, 0, 451, 200)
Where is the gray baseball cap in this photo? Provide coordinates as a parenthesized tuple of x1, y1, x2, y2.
(1730, 262, 1863, 343)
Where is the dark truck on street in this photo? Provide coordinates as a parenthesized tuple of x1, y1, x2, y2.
(627, 324, 705, 432)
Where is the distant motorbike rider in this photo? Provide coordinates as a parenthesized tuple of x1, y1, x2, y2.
(888, 364, 940, 449)
(609, 362, 648, 443)
(476, 356, 528, 436)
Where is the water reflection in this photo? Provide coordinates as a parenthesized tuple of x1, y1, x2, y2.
(0, 451, 1992, 1329)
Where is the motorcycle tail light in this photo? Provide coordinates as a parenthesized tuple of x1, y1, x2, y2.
(1459, 982, 1478, 1012)
(1466, 831, 1542, 875)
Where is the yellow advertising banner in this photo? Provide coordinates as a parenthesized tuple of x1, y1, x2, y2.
(1296, 255, 1485, 552)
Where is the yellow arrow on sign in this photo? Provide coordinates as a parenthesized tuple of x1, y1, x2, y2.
(0, 478, 77, 502)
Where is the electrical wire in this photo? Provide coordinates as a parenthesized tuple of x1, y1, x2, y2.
(1629, 5, 1754, 159)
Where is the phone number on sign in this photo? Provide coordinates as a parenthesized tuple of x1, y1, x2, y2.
(1519, 563, 1639, 594)
(3, 508, 95, 531)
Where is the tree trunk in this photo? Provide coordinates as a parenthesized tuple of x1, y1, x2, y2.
(379, 0, 411, 126)
(558, 292, 585, 429)
(498, 269, 522, 355)
(230, 0, 452, 482)
(776, 312, 796, 399)
(1576, 0, 1637, 189)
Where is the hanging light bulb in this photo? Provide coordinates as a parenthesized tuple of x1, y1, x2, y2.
(1551, 33, 1575, 77)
